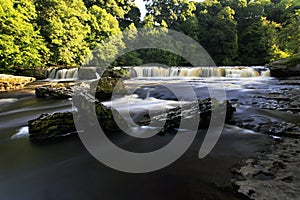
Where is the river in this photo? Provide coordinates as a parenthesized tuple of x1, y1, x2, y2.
(0, 74, 299, 199)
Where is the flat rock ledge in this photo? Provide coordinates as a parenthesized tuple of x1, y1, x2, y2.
(0, 74, 36, 92)
(231, 138, 300, 200)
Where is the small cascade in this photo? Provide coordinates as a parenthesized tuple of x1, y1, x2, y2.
(130, 66, 270, 78)
(46, 68, 79, 80)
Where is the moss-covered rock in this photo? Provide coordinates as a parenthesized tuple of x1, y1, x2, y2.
(35, 82, 74, 99)
(28, 112, 77, 142)
(94, 77, 127, 100)
(268, 55, 300, 77)
(29, 92, 128, 142)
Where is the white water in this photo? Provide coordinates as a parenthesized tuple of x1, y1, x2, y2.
(45, 66, 270, 80)
(130, 66, 270, 78)
(11, 126, 29, 139)
(46, 67, 78, 80)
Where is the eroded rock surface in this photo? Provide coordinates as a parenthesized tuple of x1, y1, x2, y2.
(0, 74, 36, 92)
(231, 138, 300, 200)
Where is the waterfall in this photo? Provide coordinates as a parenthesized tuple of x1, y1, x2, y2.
(130, 66, 270, 78)
(46, 68, 79, 80)
(45, 66, 270, 80)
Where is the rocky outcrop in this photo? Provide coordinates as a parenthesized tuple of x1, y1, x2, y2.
(35, 82, 74, 99)
(29, 95, 236, 142)
(35, 77, 127, 100)
(94, 77, 127, 100)
(231, 138, 300, 200)
(137, 98, 235, 134)
(28, 103, 126, 142)
(268, 56, 300, 77)
(28, 112, 77, 142)
(0, 74, 36, 92)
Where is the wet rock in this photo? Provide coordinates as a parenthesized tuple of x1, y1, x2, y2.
(94, 77, 127, 100)
(28, 102, 127, 142)
(150, 98, 236, 134)
(72, 91, 128, 132)
(233, 114, 300, 138)
(28, 112, 77, 142)
(35, 82, 74, 99)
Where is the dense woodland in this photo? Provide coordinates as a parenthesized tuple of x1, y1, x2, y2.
(0, 0, 299, 73)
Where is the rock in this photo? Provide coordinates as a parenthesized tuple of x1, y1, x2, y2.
(28, 103, 127, 142)
(28, 112, 77, 142)
(231, 138, 300, 200)
(150, 98, 235, 134)
(94, 77, 127, 100)
(35, 82, 74, 99)
(268, 56, 300, 77)
(78, 67, 130, 80)
(0, 74, 36, 92)
(15, 68, 47, 80)
(72, 91, 128, 132)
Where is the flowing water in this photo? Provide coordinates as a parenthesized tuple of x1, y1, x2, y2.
(1, 69, 300, 199)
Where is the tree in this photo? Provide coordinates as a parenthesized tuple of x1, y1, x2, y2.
(195, 1, 238, 65)
(35, 0, 91, 66)
(0, 0, 48, 73)
(144, 0, 196, 29)
(87, 5, 121, 50)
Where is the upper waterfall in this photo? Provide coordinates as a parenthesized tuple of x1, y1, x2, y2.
(130, 66, 270, 78)
(46, 68, 78, 80)
(45, 66, 270, 80)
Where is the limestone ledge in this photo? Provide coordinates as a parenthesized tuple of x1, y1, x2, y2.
(0, 74, 36, 92)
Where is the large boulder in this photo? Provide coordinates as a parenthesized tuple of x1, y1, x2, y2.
(145, 98, 235, 134)
(28, 112, 77, 142)
(94, 77, 127, 100)
(268, 56, 300, 77)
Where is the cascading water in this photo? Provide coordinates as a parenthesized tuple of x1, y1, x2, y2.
(45, 66, 270, 80)
(46, 68, 78, 80)
(130, 66, 270, 78)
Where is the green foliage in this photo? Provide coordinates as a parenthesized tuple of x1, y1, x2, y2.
(0, 0, 48, 73)
(87, 6, 121, 50)
(195, 1, 238, 65)
(1, 0, 300, 72)
(35, 0, 91, 66)
(145, 0, 196, 29)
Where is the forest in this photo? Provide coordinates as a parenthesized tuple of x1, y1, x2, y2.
(0, 0, 299, 73)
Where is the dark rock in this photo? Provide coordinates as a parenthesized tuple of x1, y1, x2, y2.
(28, 112, 77, 142)
(94, 77, 127, 100)
(72, 91, 128, 132)
(268, 56, 300, 77)
(35, 83, 74, 99)
(150, 98, 235, 134)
